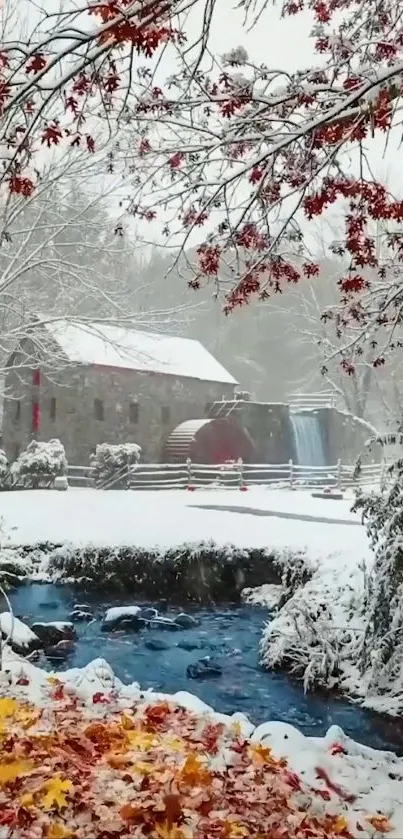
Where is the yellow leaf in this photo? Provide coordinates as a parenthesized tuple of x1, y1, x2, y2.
(126, 729, 157, 750)
(47, 824, 72, 839)
(132, 761, 155, 775)
(0, 698, 20, 718)
(0, 697, 37, 729)
(163, 735, 186, 752)
(47, 676, 59, 684)
(0, 760, 34, 785)
(121, 713, 136, 730)
(223, 823, 249, 838)
(155, 823, 189, 839)
(41, 777, 72, 811)
(20, 792, 34, 807)
(332, 816, 348, 835)
(232, 721, 242, 737)
(249, 743, 274, 764)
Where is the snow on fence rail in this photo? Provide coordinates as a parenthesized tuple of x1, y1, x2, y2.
(66, 459, 386, 491)
(288, 391, 337, 411)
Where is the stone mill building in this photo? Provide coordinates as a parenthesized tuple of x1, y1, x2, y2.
(2, 320, 238, 464)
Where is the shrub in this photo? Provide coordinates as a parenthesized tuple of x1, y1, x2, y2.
(90, 442, 141, 489)
(352, 460, 403, 710)
(0, 449, 9, 489)
(12, 439, 67, 488)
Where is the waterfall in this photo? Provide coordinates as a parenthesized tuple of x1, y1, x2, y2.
(290, 412, 326, 466)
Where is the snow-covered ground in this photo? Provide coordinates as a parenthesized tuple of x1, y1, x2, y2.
(0, 487, 367, 569)
(2, 649, 402, 838)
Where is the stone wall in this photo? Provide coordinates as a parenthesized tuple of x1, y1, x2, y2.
(3, 361, 235, 464)
(316, 407, 381, 465)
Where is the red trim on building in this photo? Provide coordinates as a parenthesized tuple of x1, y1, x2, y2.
(32, 402, 40, 433)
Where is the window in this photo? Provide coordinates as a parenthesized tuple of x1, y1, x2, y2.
(161, 406, 170, 425)
(49, 397, 56, 422)
(94, 398, 104, 421)
(14, 400, 21, 422)
(129, 401, 139, 424)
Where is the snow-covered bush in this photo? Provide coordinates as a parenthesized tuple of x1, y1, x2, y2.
(90, 442, 141, 489)
(12, 439, 67, 488)
(0, 449, 9, 489)
(260, 564, 367, 693)
(352, 462, 403, 710)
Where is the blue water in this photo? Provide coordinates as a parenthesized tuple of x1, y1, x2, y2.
(9, 583, 403, 755)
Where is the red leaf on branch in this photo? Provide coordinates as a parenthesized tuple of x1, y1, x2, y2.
(41, 122, 63, 147)
(86, 135, 95, 153)
(26, 54, 46, 74)
(8, 176, 35, 197)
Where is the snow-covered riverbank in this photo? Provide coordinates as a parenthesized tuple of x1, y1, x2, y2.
(0, 487, 381, 715)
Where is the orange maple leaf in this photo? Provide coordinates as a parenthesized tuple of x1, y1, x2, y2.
(249, 743, 275, 765)
(367, 815, 392, 833)
(180, 753, 211, 786)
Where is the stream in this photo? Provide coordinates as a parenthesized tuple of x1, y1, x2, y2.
(9, 582, 403, 755)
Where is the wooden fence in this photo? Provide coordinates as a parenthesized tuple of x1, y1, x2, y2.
(288, 391, 337, 411)
(67, 459, 386, 491)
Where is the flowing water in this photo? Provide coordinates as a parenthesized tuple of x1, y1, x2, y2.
(9, 583, 403, 755)
(290, 412, 327, 467)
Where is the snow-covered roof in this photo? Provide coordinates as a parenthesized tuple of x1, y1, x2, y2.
(43, 320, 237, 385)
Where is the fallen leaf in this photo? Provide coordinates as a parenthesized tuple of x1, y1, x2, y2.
(127, 729, 157, 751)
(41, 777, 73, 811)
(333, 816, 349, 834)
(163, 793, 183, 827)
(0, 760, 34, 785)
(20, 791, 34, 807)
(249, 743, 274, 765)
(121, 713, 136, 731)
(0, 698, 20, 718)
(221, 821, 250, 837)
(367, 815, 392, 833)
(164, 734, 186, 752)
(180, 753, 211, 786)
(120, 802, 141, 822)
(106, 752, 133, 769)
(47, 824, 73, 838)
(155, 822, 188, 839)
(132, 760, 155, 775)
(144, 702, 172, 729)
(330, 742, 347, 756)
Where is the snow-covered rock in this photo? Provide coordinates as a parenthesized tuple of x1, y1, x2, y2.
(102, 605, 143, 631)
(0, 613, 41, 654)
(174, 612, 199, 628)
(31, 621, 76, 646)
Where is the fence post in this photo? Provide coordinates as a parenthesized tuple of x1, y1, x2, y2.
(186, 457, 193, 488)
(380, 459, 387, 492)
(336, 458, 342, 489)
(237, 457, 244, 487)
(288, 458, 294, 489)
